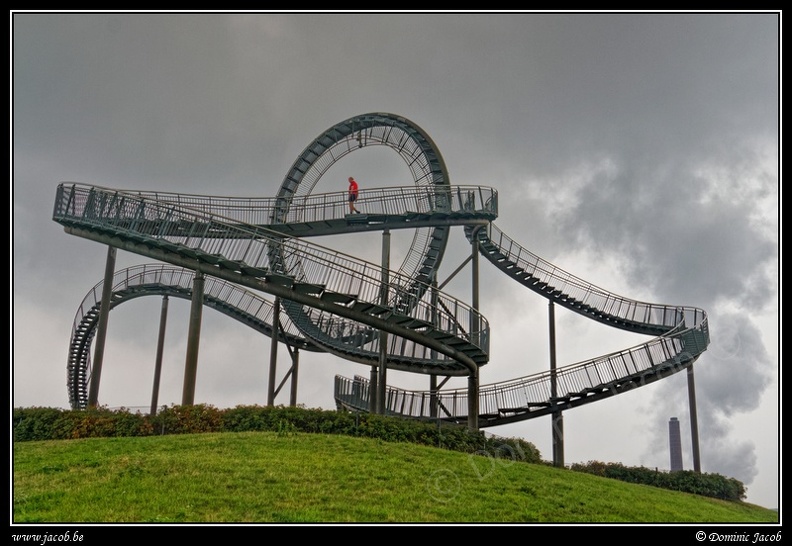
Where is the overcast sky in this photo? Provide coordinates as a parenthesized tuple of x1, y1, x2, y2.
(12, 11, 779, 513)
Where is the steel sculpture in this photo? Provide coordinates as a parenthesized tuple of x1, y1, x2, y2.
(54, 112, 709, 436)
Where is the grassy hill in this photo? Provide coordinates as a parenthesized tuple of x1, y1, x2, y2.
(13, 429, 779, 524)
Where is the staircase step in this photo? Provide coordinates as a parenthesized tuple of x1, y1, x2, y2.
(322, 292, 357, 305)
(174, 243, 200, 259)
(215, 256, 240, 270)
(293, 282, 325, 295)
(199, 253, 226, 266)
(239, 263, 269, 277)
(264, 272, 292, 285)
(388, 316, 433, 330)
(423, 330, 455, 341)
(357, 304, 392, 317)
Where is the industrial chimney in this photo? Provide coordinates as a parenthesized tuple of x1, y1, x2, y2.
(669, 416, 683, 471)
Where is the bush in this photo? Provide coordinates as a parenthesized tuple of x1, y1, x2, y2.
(13, 404, 541, 463)
(569, 460, 746, 502)
(13, 406, 155, 441)
(13, 407, 64, 442)
(149, 404, 223, 435)
(221, 404, 277, 432)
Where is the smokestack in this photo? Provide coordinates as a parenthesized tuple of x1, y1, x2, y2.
(669, 417, 683, 471)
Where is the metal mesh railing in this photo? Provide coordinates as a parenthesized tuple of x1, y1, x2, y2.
(477, 223, 707, 331)
(335, 316, 709, 424)
(335, 220, 710, 423)
(55, 183, 491, 371)
(105, 184, 496, 227)
(67, 264, 321, 409)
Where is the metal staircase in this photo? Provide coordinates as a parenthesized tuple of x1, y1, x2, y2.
(333, 222, 709, 427)
(55, 181, 497, 409)
(466, 223, 701, 336)
(55, 111, 710, 430)
(66, 264, 322, 410)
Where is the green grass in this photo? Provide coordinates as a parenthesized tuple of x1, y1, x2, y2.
(13, 430, 778, 524)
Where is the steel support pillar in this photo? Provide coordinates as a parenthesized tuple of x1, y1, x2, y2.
(150, 295, 169, 416)
(468, 228, 481, 432)
(289, 348, 299, 407)
(552, 411, 564, 466)
(471, 229, 480, 348)
(429, 274, 439, 419)
(181, 270, 204, 406)
(87, 245, 116, 408)
(377, 229, 391, 415)
(368, 366, 378, 413)
(268, 297, 280, 407)
(549, 300, 564, 467)
(687, 364, 701, 472)
(467, 369, 479, 432)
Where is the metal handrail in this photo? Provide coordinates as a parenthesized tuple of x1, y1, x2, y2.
(78, 184, 498, 227)
(334, 221, 710, 425)
(67, 264, 323, 409)
(479, 223, 707, 331)
(335, 318, 709, 425)
(55, 183, 491, 374)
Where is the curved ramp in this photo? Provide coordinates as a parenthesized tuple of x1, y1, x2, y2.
(55, 111, 709, 427)
(66, 264, 322, 410)
(54, 180, 497, 409)
(333, 222, 709, 427)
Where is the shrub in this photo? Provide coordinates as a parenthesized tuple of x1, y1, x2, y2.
(13, 407, 64, 442)
(569, 460, 746, 501)
(149, 404, 223, 435)
(221, 404, 277, 432)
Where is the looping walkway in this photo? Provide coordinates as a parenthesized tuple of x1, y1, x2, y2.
(54, 112, 709, 428)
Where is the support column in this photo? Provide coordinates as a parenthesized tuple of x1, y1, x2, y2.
(467, 368, 479, 432)
(377, 228, 391, 415)
(150, 295, 169, 416)
(368, 366, 378, 413)
(289, 348, 300, 407)
(268, 297, 281, 407)
(471, 228, 480, 348)
(181, 270, 204, 406)
(429, 274, 439, 420)
(549, 300, 564, 467)
(687, 364, 701, 472)
(468, 228, 481, 432)
(88, 245, 116, 408)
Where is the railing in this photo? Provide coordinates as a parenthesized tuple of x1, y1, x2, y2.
(70, 264, 314, 350)
(334, 220, 711, 423)
(335, 317, 709, 423)
(67, 264, 325, 409)
(91, 184, 498, 227)
(479, 223, 708, 331)
(55, 183, 491, 366)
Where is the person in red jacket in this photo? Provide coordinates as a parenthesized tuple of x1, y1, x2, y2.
(348, 177, 361, 214)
